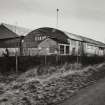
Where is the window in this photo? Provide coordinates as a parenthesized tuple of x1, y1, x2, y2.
(66, 46, 69, 54)
(35, 35, 48, 41)
(60, 45, 64, 54)
(35, 36, 42, 41)
(39, 37, 41, 40)
(38, 36, 40, 40)
(72, 48, 76, 55)
(35, 37, 37, 41)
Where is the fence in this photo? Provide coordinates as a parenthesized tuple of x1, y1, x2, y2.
(0, 55, 104, 73)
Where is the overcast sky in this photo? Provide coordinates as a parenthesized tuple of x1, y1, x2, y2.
(0, 0, 105, 42)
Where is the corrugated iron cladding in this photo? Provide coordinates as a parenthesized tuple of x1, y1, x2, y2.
(0, 37, 21, 48)
(28, 27, 69, 43)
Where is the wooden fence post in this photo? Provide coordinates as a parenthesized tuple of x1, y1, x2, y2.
(16, 54, 18, 73)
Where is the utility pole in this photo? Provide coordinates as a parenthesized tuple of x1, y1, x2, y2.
(56, 8, 60, 65)
(15, 22, 18, 73)
(56, 8, 59, 28)
(16, 53, 18, 73)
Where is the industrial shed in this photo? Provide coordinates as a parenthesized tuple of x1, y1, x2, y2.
(22, 27, 83, 56)
(0, 23, 30, 56)
(23, 27, 105, 57)
(64, 32, 105, 56)
(78, 35, 105, 56)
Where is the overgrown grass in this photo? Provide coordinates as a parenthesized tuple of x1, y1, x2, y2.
(0, 63, 105, 105)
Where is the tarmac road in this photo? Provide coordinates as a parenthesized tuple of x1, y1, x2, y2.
(58, 77, 105, 105)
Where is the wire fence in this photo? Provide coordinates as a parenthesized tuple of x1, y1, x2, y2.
(0, 55, 104, 74)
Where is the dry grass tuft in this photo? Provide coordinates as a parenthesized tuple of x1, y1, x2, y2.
(0, 63, 105, 105)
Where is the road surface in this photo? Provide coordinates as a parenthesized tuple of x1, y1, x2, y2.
(58, 78, 105, 105)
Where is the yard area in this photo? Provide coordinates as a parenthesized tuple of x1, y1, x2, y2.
(59, 77, 105, 105)
(0, 63, 105, 105)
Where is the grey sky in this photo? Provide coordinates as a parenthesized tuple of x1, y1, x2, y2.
(0, 0, 105, 42)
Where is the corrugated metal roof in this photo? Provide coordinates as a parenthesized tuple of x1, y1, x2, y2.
(78, 35, 105, 47)
(29, 27, 69, 44)
(0, 24, 19, 39)
(63, 30, 105, 47)
(2, 23, 31, 36)
(25, 27, 105, 48)
(63, 32, 83, 41)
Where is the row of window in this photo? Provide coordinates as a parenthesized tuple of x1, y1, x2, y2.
(35, 36, 47, 41)
(59, 45, 70, 55)
(59, 44, 78, 55)
(86, 44, 104, 52)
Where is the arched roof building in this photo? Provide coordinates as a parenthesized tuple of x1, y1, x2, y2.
(23, 27, 70, 48)
(23, 27, 105, 56)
